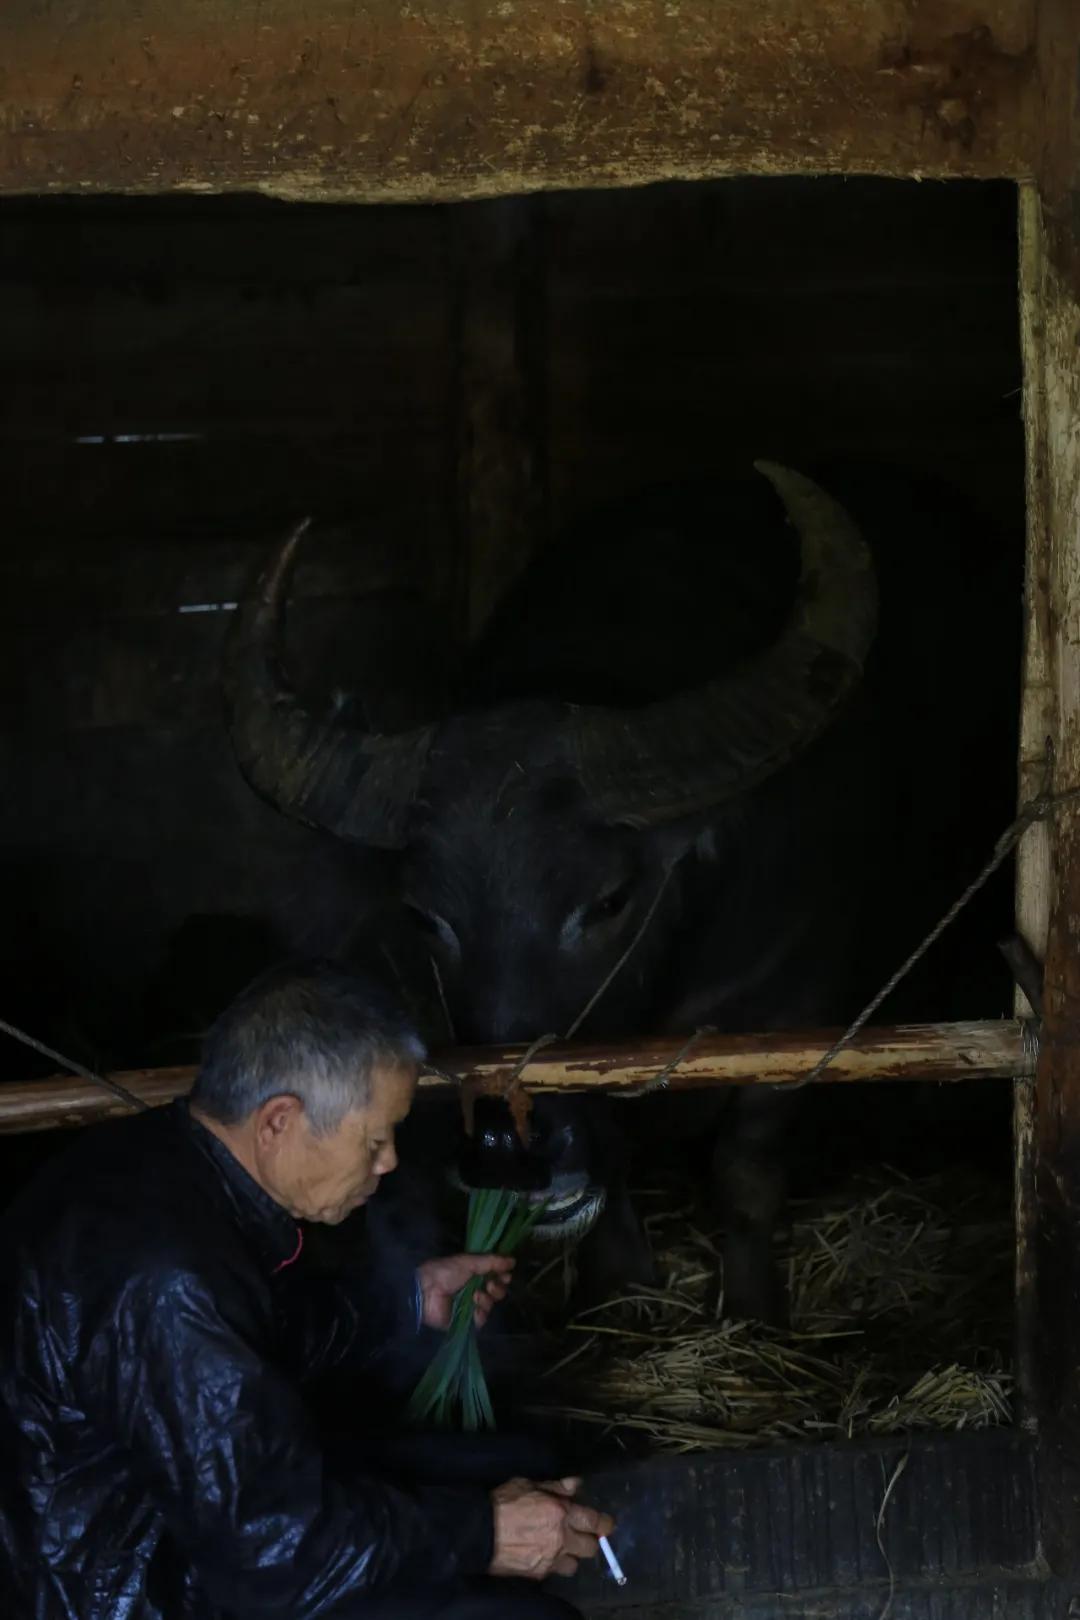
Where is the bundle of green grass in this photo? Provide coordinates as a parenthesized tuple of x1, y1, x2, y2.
(407, 1188, 547, 1431)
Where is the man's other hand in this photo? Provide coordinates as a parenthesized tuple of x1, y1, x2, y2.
(416, 1253, 515, 1331)
(489, 1477, 615, 1581)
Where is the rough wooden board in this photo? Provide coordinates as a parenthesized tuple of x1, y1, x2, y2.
(1034, 0, 1080, 290)
(1019, 2, 1080, 1565)
(583, 1587, 1069, 1619)
(1015, 182, 1053, 1432)
(557, 1432, 1038, 1610)
(0, 1, 1037, 201)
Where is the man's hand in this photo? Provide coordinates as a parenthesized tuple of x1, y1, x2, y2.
(416, 1253, 515, 1331)
(489, 1477, 615, 1581)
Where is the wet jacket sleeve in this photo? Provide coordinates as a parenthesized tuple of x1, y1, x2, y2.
(103, 1267, 494, 1619)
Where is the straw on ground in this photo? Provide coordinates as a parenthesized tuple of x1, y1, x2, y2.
(526, 1168, 1012, 1452)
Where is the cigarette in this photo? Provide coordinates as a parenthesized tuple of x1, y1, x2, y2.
(599, 1535, 627, 1586)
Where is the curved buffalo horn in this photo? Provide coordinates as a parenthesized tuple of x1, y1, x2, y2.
(223, 519, 434, 849)
(569, 462, 878, 826)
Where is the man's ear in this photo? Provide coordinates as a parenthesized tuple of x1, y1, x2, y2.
(255, 1093, 304, 1147)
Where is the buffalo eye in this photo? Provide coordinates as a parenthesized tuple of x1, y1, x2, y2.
(582, 882, 633, 929)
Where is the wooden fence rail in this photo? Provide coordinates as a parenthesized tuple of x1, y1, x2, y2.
(0, 1018, 1031, 1135)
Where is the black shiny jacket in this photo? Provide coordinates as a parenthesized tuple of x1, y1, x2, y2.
(0, 1101, 494, 1619)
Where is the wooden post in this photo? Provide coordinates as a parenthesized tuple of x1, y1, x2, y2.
(449, 197, 549, 639)
(1015, 182, 1054, 1433)
(1021, 0, 1080, 1568)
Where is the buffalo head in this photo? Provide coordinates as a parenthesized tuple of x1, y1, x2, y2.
(224, 463, 877, 1248)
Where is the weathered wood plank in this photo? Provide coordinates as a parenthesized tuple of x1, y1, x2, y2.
(0, 1019, 1033, 1134)
(1015, 182, 1053, 1431)
(585, 1588, 1067, 1619)
(0, 1, 1037, 201)
(561, 1432, 1039, 1610)
(1021, 0, 1080, 1580)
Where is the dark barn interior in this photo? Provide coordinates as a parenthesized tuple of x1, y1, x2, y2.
(14, 0, 1080, 1610)
(0, 177, 1029, 1062)
(0, 175, 1023, 1100)
(0, 172, 1037, 1611)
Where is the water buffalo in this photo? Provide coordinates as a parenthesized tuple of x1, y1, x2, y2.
(224, 462, 881, 1324)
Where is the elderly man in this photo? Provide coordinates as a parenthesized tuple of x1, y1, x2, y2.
(0, 962, 613, 1619)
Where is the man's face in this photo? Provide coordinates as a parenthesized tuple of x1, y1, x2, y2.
(252, 1063, 417, 1224)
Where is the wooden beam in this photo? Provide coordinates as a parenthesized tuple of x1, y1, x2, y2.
(0, 1, 1037, 202)
(0, 1019, 1031, 1136)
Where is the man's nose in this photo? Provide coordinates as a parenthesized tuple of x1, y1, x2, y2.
(376, 1140, 398, 1176)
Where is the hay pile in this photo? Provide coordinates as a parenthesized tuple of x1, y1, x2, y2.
(526, 1169, 1013, 1452)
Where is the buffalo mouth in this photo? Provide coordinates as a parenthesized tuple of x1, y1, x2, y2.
(524, 1181, 607, 1244)
(446, 1167, 606, 1245)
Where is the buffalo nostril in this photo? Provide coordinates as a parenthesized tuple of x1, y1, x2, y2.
(456, 1097, 551, 1192)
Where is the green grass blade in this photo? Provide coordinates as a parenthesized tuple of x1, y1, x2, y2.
(408, 1186, 551, 1431)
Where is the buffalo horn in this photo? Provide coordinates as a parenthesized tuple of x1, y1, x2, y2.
(223, 519, 434, 849)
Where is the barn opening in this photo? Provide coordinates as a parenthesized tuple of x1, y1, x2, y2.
(0, 176, 1025, 1455)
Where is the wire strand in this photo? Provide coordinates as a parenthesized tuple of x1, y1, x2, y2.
(0, 1018, 151, 1113)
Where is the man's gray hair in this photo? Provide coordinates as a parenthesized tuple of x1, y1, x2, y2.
(190, 960, 426, 1136)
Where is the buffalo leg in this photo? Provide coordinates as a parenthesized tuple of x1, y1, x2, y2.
(711, 1089, 791, 1326)
(572, 1103, 654, 1305)
(573, 1179, 655, 1306)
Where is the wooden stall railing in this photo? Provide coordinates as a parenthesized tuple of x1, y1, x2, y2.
(0, 1018, 1031, 1136)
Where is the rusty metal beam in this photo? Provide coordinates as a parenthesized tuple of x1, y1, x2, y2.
(0, 1019, 1030, 1136)
(0, 1, 1037, 202)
